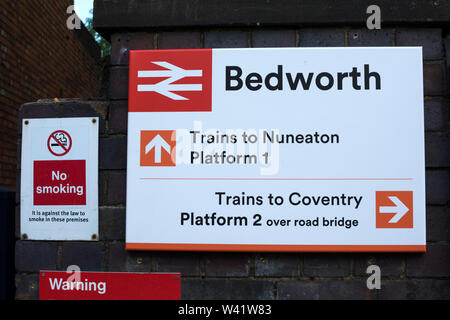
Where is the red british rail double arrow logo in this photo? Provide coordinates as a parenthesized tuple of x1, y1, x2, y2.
(129, 49, 212, 112)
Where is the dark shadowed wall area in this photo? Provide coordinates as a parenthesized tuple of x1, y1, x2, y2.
(0, 0, 101, 189)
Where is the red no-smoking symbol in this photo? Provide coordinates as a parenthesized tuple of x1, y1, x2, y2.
(47, 130, 72, 157)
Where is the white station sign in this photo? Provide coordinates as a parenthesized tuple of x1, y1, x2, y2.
(21, 117, 98, 240)
(126, 47, 426, 252)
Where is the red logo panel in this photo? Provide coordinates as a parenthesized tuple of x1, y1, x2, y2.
(129, 49, 212, 112)
(34, 160, 86, 206)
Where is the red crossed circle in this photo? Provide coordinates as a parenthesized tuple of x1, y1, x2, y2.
(47, 130, 72, 157)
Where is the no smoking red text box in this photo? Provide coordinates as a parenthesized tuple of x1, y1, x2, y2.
(33, 160, 86, 206)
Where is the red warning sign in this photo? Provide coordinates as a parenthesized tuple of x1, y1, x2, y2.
(33, 160, 86, 206)
(47, 130, 72, 157)
(39, 271, 181, 300)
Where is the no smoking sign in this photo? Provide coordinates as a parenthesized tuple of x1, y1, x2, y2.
(21, 117, 99, 241)
(47, 130, 72, 156)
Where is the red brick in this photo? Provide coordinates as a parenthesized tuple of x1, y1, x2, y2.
(204, 30, 248, 48)
(252, 29, 296, 47)
(16, 138, 20, 170)
(99, 137, 127, 170)
(255, 253, 300, 277)
(104, 172, 127, 205)
(424, 98, 448, 131)
(299, 29, 345, 47)
(277, 280, 374, 300)
(426, 206, 450, 242)
(108, 102, 128, 134)
(158, 32, 201, 49)
(348, 29, 393, 46)
(423, 63, 445, 96)
(15, 241, 58, 272)
(379, 280, 450, 299)
(111, 33, 155, 65)
(205, 253, 250, 277)
(425, 133, 450, 167)
(154, 252, 201, 277)
(406, 244, 450, 277)
(99, 207, 125, 241)
(303, 254, 351, 277)
(426, 170, 449, 205)
(107, 242, 152, 272)
(61, 242, 105, 271)
(108, 67, 129, 100)
(396, 28, 443, 60)
(181, 279, 273, 300)
(98, 172, 107, 206)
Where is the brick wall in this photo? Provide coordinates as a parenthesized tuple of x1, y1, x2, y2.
(0, 0, 102, 189)
(15, 27, 449, 299)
